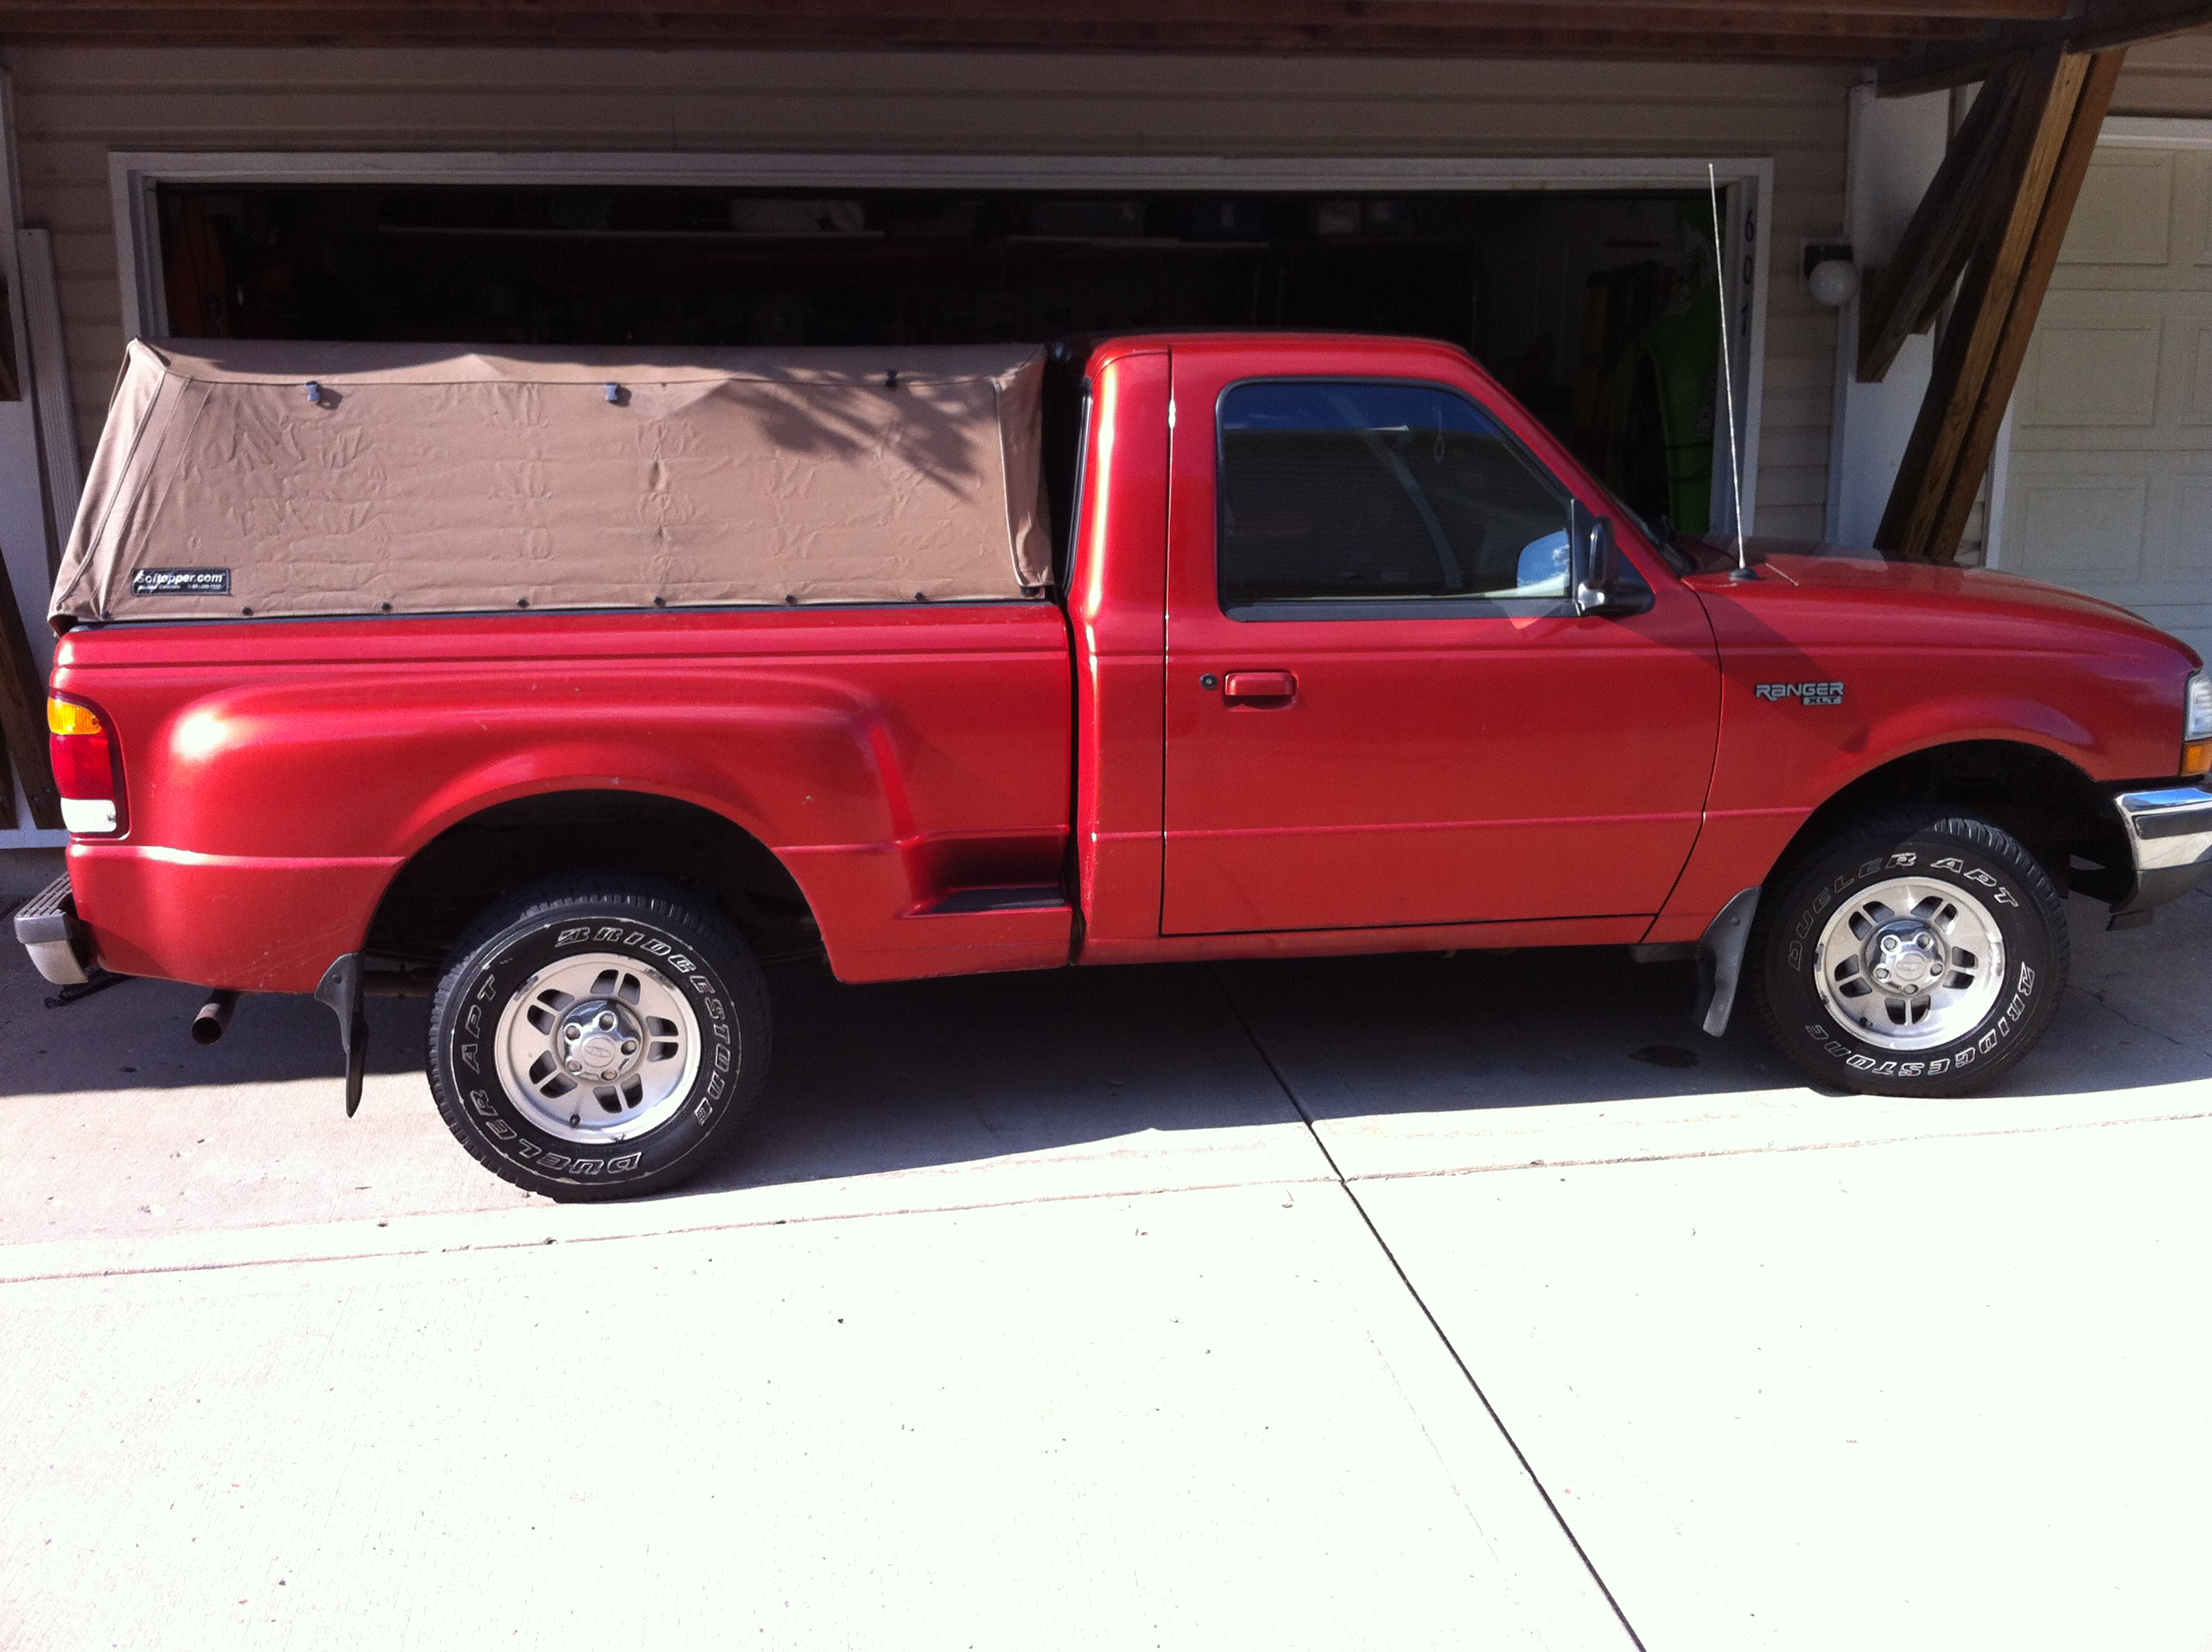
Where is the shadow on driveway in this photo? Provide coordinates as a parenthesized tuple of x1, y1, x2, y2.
(3, 891, 2203, 1201)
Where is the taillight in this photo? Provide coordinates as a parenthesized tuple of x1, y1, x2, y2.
(48, 695, 125, 835)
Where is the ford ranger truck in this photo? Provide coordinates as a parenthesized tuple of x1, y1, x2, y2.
(18, 332, 2212, 1200)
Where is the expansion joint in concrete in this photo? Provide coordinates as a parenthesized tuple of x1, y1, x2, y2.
(1206, 965, 1650, 1652)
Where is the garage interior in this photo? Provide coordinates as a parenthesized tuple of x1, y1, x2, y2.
(156, 181, 1726, 532)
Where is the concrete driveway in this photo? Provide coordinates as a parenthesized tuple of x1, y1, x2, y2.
(2, 892, 2207, 1651)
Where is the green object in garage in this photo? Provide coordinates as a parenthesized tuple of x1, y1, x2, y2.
(1617, 271, 1720, 536)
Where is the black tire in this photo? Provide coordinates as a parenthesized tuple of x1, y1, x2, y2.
(426, 875, 771, 1201)
(1748, 807, 2069, 1097)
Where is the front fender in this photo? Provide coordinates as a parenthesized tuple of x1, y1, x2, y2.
(1652, 693, 2127, 946)
(1809, 694, 2098, 803)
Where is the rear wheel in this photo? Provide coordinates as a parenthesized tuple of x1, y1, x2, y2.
(427, 875, 771, 1200)
(1749, 808, 2069, 1097)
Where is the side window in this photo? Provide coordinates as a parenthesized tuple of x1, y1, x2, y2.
(1216, 380, 1575, 614)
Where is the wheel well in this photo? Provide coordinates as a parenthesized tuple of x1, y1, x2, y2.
(365, 790, 819, 971)
(1783, 741, 2128, 894)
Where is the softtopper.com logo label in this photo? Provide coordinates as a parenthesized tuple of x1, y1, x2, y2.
(131, 567, 230, 596)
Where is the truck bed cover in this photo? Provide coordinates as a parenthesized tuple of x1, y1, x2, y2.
(53, 338, 1050, 625)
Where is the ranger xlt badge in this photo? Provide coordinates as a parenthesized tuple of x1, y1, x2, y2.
(1755, 680, 1846, 707)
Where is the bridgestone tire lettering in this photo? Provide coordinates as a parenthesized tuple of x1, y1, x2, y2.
(1745, 806, 2069, 1100)
(426, 873, 773, 1202)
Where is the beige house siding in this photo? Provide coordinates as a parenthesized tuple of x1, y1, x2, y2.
(2, 45, 1853, 538)
(2113, 30, 2212, 118)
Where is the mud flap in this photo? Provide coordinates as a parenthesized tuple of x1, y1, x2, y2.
(1695, 887, 1761, 1038)
(314, 952, 370, 1116)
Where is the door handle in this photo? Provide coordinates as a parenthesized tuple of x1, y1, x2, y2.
(1222, 670, 1297, 701)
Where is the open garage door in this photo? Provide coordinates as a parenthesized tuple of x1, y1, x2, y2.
(148, 175, 1732, 533)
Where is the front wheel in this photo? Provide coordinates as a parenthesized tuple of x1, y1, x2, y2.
(1749, 808, 2069, 1097)
(427, 875, 771, 1200)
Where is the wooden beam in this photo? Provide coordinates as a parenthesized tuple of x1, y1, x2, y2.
(1858, 52, 2022, 384)
(1875, 47, 2125, 564)
(2068, 0, 2212, 49)
(1879, 0, 2200, 92)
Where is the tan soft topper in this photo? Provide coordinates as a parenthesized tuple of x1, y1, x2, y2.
(53, 338, 1051, 625)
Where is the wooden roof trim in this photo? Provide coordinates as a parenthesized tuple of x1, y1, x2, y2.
(0, 9, 1952, 57)
(0, 0, 2014, 28)
(0, 0, 2073, 14)
(1880, 0, 2212, 90)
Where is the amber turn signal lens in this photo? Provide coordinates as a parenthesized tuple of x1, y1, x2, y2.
(2185, 739, 2211, 778)
(47, 697, 103, 737)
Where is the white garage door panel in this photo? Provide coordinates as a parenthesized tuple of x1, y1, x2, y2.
(2188, 321, 2212, 423)
(2005, 136, 2212, 663)
(2021, 320, 2162, 427)
(2062, 148, 2174, 265)
(2015, 289, 2212, 438)
(2010, 474, 2149, 577)
(2061, 150, 2168, 266)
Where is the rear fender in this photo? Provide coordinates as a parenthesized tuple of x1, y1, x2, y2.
(167, 672, 892, 852)
(83, 672, 938, 991)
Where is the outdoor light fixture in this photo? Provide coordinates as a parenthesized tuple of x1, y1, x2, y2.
(1801, 241, 1860, 308)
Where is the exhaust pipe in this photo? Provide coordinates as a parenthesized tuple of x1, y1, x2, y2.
(191, 989, 241, 1045)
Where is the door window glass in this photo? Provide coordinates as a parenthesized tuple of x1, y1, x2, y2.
(1216, 380, 1573, 612)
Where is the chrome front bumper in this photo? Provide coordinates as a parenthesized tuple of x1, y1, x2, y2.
(15, 873, 91, 986)
(2112, 783, 2212, 916)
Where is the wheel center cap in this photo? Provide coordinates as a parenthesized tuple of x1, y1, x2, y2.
(1867, 923, 1945, 990)
(558, 999, 642, 1080)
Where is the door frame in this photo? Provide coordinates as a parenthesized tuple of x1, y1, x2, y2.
(109, 148, 1775, 537)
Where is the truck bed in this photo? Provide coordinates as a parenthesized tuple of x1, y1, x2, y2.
(53, 601, 1076, 991)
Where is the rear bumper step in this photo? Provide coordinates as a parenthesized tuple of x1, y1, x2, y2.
(15, 874, 92, 986)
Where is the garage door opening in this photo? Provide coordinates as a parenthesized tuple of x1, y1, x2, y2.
(155, 180, 1726, 530)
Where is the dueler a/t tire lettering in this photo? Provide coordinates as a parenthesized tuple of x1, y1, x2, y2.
(426, 875, 771, 1201)
(1748, 808, 2069, 1098)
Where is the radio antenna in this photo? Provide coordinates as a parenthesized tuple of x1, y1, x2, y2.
(1708, 163, 1754, 581)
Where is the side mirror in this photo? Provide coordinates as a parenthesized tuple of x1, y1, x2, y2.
(1572, 509, 1655, 618)
(1574, 515, 1615, 611)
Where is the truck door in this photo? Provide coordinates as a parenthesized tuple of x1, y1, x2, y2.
(1161, 351, 1720, 935)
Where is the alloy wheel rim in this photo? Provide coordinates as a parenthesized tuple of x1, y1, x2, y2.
(491, 951, 701, 1144)
(1812, 875, 2005, 1052)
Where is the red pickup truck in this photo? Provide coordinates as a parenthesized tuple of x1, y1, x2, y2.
(20, 331, 2212, 1200)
